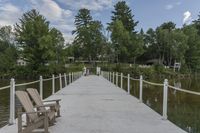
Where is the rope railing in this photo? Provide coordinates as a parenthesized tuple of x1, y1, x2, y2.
(0, 85, 10, 91)
(101, 70, 200, 121)
(55, 76, 60, 79)
(104, 70, 200, 95)
(130, 77, 140, 81)
(0, 71, 83, 125)
(15, 80, 40, 87)
(168, 85, 200, 96)
(143, 80, 163, 87)
(123, 76, 128, 79)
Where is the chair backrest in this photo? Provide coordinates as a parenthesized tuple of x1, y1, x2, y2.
(15, 91, 38, 121)
(26, 88, 46, 111)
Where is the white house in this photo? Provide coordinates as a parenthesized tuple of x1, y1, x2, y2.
(17, 58, 27, 66)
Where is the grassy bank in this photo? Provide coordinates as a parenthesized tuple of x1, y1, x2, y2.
(0, 62, 193, 80)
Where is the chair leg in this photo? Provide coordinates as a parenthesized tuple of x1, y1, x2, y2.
(57, 101, 61, 117)
(18, 108, 22, 133)
(26, 115, 30, 127)
(44, 112, 49, 133)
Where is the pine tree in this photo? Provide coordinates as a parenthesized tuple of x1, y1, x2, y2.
(110, 1, 138, 33)
(15, 9, 64, 75)
(73, 8, 105, 61)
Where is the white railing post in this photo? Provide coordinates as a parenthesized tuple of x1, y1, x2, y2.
(139, 75, 143, 102)
(108, 72, 110, 81)
(112, 72, 115, 84)
(69, 73, 71, 84)
(72, 72, 74, 82)
(127, 74, 130, 94)
(52, 74, 55, 94)
(64, 73, 67, 86)
(9, 78, 15, 125)
(39, 76, 43, 99)
(109, 72, 112, 82)
(116, 72, 118, 86)
(121, 73, 123, 89)
(163, 79, 168, 120)
(59, 73, 62, 89)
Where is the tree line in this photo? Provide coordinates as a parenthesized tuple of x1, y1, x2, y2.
(67, 1, 200, 73)
(1, 1, 200, 78)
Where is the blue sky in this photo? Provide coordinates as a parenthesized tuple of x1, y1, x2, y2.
(0, 0, 199, 43)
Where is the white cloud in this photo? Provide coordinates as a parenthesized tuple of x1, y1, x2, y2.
(28, 0, 74, 43)
(57, 0, 113, 11)
(0, 3, 22, 26)
(63, 34, 74, 44)
(0, 0, 122, 43)
(165, 4, 173, 10)
(165, 2, 181, 10)
(30, 0, 72, 21)
(183, 11, 192, 25)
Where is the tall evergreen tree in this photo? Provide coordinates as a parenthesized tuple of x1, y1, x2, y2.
(73, 8, 105, 61)
(109, 1, 138, 33)
(15, 9, 63, 75)
(108, 1, 143, 63)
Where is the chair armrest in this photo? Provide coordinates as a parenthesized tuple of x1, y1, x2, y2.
(18, 110, 50, 115)
(43, 99, 61, 102)
(35, 103, 56, 108)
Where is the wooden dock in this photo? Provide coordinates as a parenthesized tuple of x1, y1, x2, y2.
(0, 75, 186, 133)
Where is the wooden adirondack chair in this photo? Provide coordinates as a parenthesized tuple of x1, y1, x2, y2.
(26, 88, 61, 117)
(16, 91, 50, 133)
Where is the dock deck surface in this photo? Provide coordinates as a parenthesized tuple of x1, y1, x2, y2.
(0, 75, 186, 133)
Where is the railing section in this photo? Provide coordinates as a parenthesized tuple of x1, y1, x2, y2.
(0, 71, 83, 125)
(101, 71, 200, 121)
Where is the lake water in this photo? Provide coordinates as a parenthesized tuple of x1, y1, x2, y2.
(0, 75, 200, 133)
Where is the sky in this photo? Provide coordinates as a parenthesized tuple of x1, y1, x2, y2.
(0, 0, 199, 43)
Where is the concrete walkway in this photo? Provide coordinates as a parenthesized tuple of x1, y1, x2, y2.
(0, 75, 186, 133)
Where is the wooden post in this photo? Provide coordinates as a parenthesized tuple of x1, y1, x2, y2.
(64, 73, 67, 86)
(127, 74, 130, 94)
(17, 108, 22, 132)
(9, 78, 15, 125)
(139, 75, 143, 102)
(52, 74, 55, 94)
(40, 76, 43, 99)
(163, 79, 168, 120)
(121, 73, 123, 89)
(59, 74, 62, 89)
